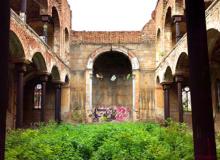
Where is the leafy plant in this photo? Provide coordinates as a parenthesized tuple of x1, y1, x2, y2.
(5, 122, 196, 160)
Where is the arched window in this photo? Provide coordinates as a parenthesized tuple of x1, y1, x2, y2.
(34, 84, 42, 109)
(182, 86, 191, 112)
(64, 28, 69, 53)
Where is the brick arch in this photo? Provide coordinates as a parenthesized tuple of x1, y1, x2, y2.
(9, 30, 26, 60)
(207, 29, 220, 59)
(9, 23, 29, 59)
(32, 52, 48, 72)
(48, 0, 60, 15)
(64, 74, 70, 83)
(86, 46, 140, 70)
(64, 27, 70, 52)
(163, 66, 173, 82)
(51, 6, 61, 54)
(163, 5, 173, 26)
(51, 65, 61, 81)
(173, 52, 189, 75)
(60, 69, 70, 82)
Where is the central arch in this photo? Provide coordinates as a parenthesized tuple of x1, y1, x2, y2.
(85, 46, 140, 122)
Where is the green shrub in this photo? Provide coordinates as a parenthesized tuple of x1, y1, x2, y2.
(6, 122, 194, 160)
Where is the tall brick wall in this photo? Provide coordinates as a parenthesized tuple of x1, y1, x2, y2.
(69, 17, 157, 121)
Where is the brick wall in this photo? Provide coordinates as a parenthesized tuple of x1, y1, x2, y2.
(72, 31, 144, 44)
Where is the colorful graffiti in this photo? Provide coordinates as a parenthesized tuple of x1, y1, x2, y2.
(92, 106, 130, 122)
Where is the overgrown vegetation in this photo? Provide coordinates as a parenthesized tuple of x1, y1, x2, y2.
(6, 121, 195, 160)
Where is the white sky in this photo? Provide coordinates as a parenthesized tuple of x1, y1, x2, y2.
(68, 0, 158, 31)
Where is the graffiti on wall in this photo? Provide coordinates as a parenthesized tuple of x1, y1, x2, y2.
(92, 106, 130, 122)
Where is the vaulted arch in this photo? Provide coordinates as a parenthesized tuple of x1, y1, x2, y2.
(163, 66, 173, 82)
(164, 7, 175, 53)
(156, 28, 162, 62)
(32, 52, 47, 72)
(64, 28, 69, 53)
(156, 76, 160, 84)
(51, 7, 61, 55)
(207, 29, 220, 59)
(9, 31, 25, 59)
(65, 74, 70, 84)
(51, 66, 61, 81)
(175, 52, 189, 75)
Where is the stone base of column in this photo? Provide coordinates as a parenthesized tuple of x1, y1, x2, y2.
(19, 12, 26, 22)
(86, 109, 93, 123)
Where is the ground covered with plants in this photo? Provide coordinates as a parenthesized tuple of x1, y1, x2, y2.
(6, 122, 195, 160)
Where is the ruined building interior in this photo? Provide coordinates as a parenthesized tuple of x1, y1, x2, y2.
(8, 0, 220, 130)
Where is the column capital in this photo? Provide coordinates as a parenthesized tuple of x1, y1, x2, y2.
(16, 63, 27, 73)
(38, 72, 49, 82)
(41, 15, 51, 23)
(161, 81, 172, 90)
(175, 74, 184, 82)
(172, 15, 185, 23)
(53, 80, 63, 88)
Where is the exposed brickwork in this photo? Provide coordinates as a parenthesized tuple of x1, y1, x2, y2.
(72, 31, 144, 44)
(10, 10, 69, 80)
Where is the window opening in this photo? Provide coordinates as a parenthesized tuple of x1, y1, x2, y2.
(182, 86, 191, 112)
(34, 84, 42, 109)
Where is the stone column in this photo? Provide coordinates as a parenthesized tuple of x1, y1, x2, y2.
(55, 82, 62, 123)
(39, 74, 48, 122)
(132, 70, 140, 121)
(132, 74, 136, 120)
(85, 69, 93, 122)
(173, 15, 184, 42)
(162, 82, 172, 120)
(20, 0, 27, 22)
(16, 63, 26, 128)
(175, 75, 184, 123)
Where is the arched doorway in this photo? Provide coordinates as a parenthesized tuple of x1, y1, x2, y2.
(85, 47, 140, 122)
(164, 7, 176, 53)
(92, 51, 132, 122)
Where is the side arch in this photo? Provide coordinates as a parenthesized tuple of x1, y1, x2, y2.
(163, 66, 173, 82)
(51, 65, 61, 81)
(9, 30, 26, 59)
(207, 29, 220, 59)
(174, 52, 189, 75)
(156, 75, 160, 84)
(32, 52, 48, 72)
